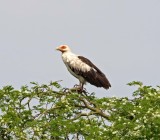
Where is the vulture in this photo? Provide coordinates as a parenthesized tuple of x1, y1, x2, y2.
(56, 45, 111, 90)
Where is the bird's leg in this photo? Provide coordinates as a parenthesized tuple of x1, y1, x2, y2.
(79, 83, 88, 96)
(78, 83, 85, 93)
(80, 83, 84, 90)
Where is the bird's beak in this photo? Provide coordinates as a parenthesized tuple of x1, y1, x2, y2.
(56, 47, 60, 51)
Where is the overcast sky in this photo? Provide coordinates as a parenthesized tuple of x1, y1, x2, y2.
(0, 0, 160, 98)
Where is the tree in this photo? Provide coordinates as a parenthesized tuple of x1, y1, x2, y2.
(0, 81, 160, 140)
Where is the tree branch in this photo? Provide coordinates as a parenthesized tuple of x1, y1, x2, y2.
(80, 98, 110, 120)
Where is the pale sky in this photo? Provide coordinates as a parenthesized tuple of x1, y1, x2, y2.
(0, 0, 160, 98)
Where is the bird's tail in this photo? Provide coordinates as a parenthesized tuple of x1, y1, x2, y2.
(98, 74, 111, 90)
(84, 69, 111, 90)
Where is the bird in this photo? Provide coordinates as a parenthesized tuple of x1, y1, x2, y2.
(56, 45, 111, 91)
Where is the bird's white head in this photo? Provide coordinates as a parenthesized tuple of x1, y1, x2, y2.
(56, 45, 71, 53)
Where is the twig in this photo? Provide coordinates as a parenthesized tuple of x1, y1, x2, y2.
(80, 98, 110, 120)
(71, 112, 96, 121)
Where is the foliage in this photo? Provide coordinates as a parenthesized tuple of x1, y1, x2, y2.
(0, 81, 160, 140)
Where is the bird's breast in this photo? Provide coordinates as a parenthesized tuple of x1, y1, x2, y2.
(62, 53, 91, 72)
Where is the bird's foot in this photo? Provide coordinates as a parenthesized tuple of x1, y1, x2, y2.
(71, 86, 88, 95)
(62, 86, 88, 95)
(70, 86, 82, 92)
(72, 84, 82, 91)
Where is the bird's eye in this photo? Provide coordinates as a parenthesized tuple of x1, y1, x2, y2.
(61, 46, 66, 49)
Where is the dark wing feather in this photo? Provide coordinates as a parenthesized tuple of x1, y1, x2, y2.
(78, 56, 111, 89)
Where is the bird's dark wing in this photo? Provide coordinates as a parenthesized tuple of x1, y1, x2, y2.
(78, 56, 104, 74)
(78, 56, 111, 89)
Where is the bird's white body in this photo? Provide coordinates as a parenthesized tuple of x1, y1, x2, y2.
(62, 51, 89, 85)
